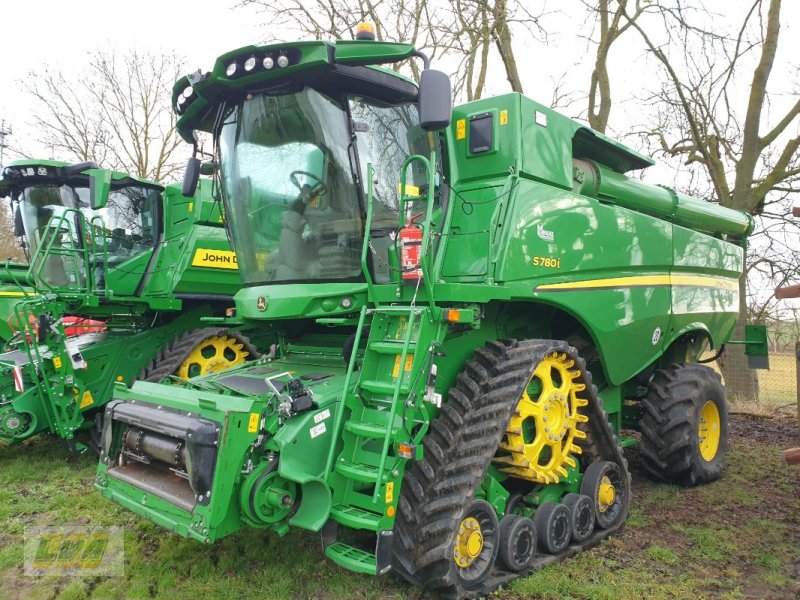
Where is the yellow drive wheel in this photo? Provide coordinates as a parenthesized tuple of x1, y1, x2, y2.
(493, 351, 589, 483)
(139, 328, 259, 384)
(177, 334, 251, 379)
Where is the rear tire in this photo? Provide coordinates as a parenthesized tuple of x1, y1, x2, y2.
(638, 363, 727, 486)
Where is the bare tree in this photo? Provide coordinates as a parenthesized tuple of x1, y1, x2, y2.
(239, 0, 547, 101)
(0, 204, 24, 262)
(582, 0, 648, 133)
(25, 50, 186, 182)
(625, 0, 800, 399)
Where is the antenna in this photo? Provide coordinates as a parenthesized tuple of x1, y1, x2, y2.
(0, 120, 11, 170)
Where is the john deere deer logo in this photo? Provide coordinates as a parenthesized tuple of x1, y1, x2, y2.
(256, 297, 267, 311)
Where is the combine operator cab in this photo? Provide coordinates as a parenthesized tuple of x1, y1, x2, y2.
(1, 160, 161, 296)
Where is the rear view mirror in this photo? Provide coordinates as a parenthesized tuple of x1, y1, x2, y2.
(418, 69, 452, 131)
(87, 169, 112, 210)
(183, 157, 201, 197)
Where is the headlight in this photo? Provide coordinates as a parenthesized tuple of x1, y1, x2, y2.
(244, 56, 257, 72)
(263, 56, 274, 70)
(182, 87, 194, 99)
(277, 55, 289, 68)
(226, 62, 238, 77)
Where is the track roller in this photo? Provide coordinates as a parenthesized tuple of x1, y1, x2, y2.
(561, 492, 595, 543)
(498, 514, 537, 572)
(533, 502, 571, 554)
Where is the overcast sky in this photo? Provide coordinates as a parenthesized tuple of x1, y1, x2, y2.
(1, 0, 798, 172)
(0, 0, 263, 164)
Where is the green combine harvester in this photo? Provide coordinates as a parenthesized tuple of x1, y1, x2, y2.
(94, 32, 760, 598)
(0, 160, 258, 453)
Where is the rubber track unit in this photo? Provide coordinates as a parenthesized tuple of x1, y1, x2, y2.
(638, 363, 726, 486)
(391, 339, 631, 599)
(138, 327, 259, 383)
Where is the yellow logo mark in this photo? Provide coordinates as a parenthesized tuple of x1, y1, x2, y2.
(500, 110, 508, 125)
(392, 354, 414, 378)
(456, 119, 466, 140)
(32, 532, 109, 570)
(248, 412, 260, 433)
(188, 202, 194, 212)
(53, 356, 62, 369)
(191, 249, 238, 270)
(533, 256, 561, 269)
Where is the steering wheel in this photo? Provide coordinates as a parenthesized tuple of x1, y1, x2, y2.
(290, 170, 327, 201)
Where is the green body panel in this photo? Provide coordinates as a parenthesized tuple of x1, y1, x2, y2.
(0, 268, 33, 341)
(95, 38, 755, 581)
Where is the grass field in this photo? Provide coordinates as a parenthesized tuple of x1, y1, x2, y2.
(1, 413, 798, 600)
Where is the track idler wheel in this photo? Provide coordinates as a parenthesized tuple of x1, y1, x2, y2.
(498, 514, 537, 572)
(452, 500, 499, 589)
(533, 502, 571, 554)
(561, 493, 595, 543)
(581, 460, 627, 529)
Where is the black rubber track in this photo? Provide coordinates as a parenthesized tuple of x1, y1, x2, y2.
(138, 327, 259, 383)
(638, 363, 727, 486)
(390, 339, 630, 599)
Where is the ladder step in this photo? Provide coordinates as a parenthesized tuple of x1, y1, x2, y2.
(324, 541, 376, 575)
(368, 340, 418, 354)
(330, 504, 382, 531)
(335, 460, 381, 483)
(360, 379, 410, 395)
(344, 408, 401, 439)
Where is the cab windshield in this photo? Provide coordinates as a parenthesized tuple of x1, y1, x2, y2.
(16, 183, 159, 288)
(219, 87, 438, 285)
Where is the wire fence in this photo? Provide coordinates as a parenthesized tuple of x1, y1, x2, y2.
(705, 350, 798, 417)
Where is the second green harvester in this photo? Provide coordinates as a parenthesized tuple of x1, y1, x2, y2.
(0, 160, 257, 453)
(95, 32, 757, 598)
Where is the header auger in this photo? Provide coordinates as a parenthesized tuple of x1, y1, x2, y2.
(95, 31, 757, 598)
(0, 160, 258, 453)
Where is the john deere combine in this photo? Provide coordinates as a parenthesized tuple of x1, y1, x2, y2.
(95, 33, 755, 597)
(0, 160, 258, 452)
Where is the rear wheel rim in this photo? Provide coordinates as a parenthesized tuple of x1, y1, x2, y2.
(698, 400, 721, 461)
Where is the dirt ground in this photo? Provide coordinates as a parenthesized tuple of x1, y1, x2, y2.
(611, 414, 800, 600)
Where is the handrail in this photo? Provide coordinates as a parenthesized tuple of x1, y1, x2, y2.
(372, 305, 419, 502)
(360, 163, 378, 306)
(398, 152, 438, 312)
(324, 305, 368, 476)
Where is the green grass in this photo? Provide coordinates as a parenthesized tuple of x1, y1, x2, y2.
(1, 415, 799, 600)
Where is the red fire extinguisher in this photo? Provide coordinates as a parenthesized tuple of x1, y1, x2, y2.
(399, 212, 425, 283)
